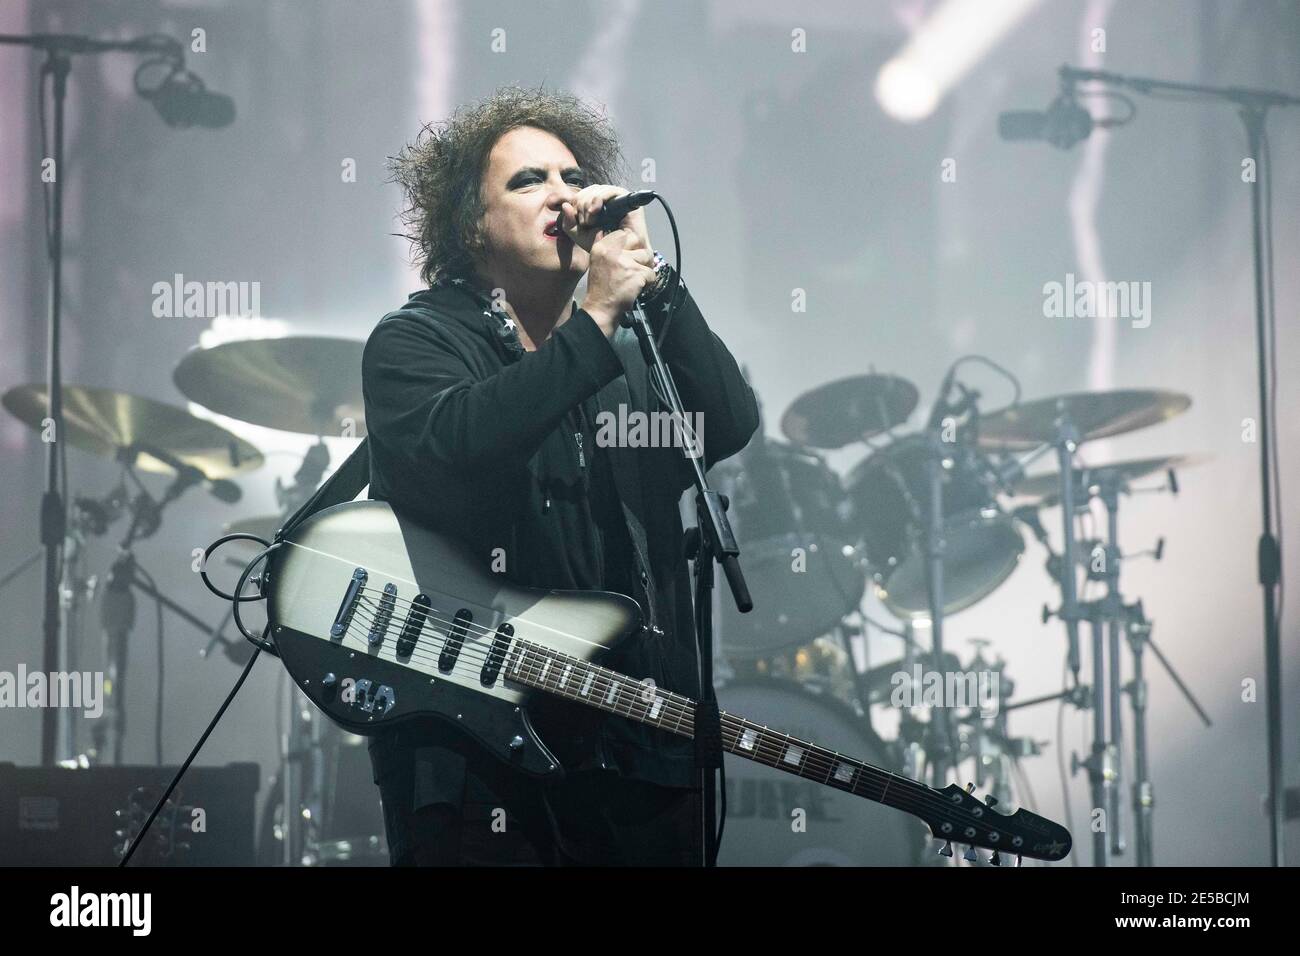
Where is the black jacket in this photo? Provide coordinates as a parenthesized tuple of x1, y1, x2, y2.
(362, 274, 759, 789)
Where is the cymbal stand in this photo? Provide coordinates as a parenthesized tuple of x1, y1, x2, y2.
(273, 439, 332, 865)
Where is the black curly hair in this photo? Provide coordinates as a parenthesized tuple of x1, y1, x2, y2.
(390, 85, 627, 286)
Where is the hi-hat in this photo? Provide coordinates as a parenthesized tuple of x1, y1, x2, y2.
(173, 336, 367, 437)
(977, 389, 1191, 450)
(781, 374, 919, 448)
(2, 384, 263, 478)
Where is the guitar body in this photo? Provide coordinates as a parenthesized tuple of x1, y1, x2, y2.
(265, 500, 641, 778)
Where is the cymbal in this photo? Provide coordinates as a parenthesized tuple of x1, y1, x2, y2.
(2, 384, 263, 478)
(781, 374, 919, 448)
(173, 336, 367, 437)
(1012, 453, 1210, 504)
(977, 389, 1190, 450)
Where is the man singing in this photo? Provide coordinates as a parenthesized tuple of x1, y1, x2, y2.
(362, 85, 758, 865)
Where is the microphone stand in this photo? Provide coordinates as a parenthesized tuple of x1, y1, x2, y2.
(622, 301, 751, 868)
(1058, 63, 1298, 867)
(0, 31, 187, 766)
(920, 374, 978, 790)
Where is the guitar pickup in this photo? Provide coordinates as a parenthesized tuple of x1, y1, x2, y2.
(330, 568, 368, 638)
(438, 608, 473, 674)
(480, 623, 514, 687)
(395, 593, 431, 658)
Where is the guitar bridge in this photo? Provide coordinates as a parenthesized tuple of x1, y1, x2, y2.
(331, 567, 368, 638)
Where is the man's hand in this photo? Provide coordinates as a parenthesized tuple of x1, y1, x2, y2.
(560, 184, 653, 252)
(562, 185, 656, 336)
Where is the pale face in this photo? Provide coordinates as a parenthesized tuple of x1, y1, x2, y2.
(473, 126, 590, 288)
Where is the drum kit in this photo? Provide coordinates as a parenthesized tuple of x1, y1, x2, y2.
(1, 335, 384, 866)
(3, 339, 1209, 867)
(713, 365, 1209, 866)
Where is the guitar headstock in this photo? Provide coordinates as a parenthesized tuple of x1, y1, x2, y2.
(923, 783, 1072, 864)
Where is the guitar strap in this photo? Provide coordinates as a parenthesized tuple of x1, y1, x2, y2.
(275, 437, 371, 542)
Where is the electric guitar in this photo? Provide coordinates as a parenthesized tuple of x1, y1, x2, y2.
(264, 500, 1071, 863)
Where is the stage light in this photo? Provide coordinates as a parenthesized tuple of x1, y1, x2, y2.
(875, 0, 1042, 122)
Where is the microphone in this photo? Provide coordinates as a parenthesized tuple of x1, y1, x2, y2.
(592, 190, 657, 230)
(127, 442, 243, 503)
(998, 95, 1094, 149)
(926, 366, 960, 431)
(144, 70, 235, 129)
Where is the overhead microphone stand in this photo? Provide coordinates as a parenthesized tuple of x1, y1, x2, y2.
(1055, 62, 1297, 868)
(0, 31, 202, 766)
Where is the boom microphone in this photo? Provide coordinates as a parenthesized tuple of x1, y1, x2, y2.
(998, 95, 1094, 149)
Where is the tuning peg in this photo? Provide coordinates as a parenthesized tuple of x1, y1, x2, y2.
(964, 781, 976, 794)
(938, 841, 954, 858)
(984, 794, 998, 807)
(963, 845, 979, 863)
(990, 850, 1001, 866)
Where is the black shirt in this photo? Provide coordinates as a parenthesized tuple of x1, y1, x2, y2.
(361, 274, 758, 794)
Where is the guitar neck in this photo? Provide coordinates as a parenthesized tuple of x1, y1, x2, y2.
(505, 638, 934, 817)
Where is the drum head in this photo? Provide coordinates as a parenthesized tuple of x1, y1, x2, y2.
(877, 512, 1024, 619)
(848, 436, 1024, 617)
(720, 533, 864, 659)
(715, 440, 864, 658)
(716, 680, 925, 865)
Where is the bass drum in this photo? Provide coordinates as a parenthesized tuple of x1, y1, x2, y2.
(313, 728, 388, 866)
(716, 680, 927, 866)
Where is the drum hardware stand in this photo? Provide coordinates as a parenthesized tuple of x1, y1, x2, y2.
(96, 452, 222, 765)
(1124, 605, 1155, 867)
(275, 439, 332, 866)
(1045, 467, 1212, 866)
(53, 500, 110, 764)
(962, 639, 1016, 807)
(918, 376, 974, 788)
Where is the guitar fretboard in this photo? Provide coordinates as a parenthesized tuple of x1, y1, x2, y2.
(504, 639, 934, 817)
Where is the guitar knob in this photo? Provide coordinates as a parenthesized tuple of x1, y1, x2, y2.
(990, 850, 1001, 866)
(963, 845, 978, 863)
(509, 735, 525, 751)
(938, 841, 953, 858)
(984, 795, 998, 807)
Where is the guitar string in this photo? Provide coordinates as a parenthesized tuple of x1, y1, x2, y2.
(323, 598, 1031, 849)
